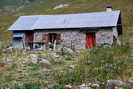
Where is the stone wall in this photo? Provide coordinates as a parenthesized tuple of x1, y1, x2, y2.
(61, 31, 86, 49)
(96, 29, 113, 46)
(33, 30, 86, 49)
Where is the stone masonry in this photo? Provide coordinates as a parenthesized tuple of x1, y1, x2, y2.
(96, 29, 113, 46)
(61, 31, 86, 49)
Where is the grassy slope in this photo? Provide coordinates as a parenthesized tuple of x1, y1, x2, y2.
(0, 45, 132, 88)
(0, 0, 133, 44)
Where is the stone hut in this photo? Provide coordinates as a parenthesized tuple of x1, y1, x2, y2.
(8, 8, 122, 50)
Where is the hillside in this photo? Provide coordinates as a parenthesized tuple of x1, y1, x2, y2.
(0, 0, 133, 45)
(0, 0, 133, 88)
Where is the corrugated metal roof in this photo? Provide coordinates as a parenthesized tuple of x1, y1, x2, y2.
(9, 16, 39, 30)
(8, 11, 120, 31)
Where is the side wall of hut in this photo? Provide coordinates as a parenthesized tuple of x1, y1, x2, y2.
(12, 27, 118, 49)
(96, 29, 114, 46)
(33, 30, 86, 50)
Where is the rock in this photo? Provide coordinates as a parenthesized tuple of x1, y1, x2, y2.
(114, 87, 123, 89)
(23, 0, 34, 3)
(107, 80, 125, 88)
(53, 4, 69, 10)
(65, 84, 72, 89)
(4, 58, 13, 64)
(128, 77, 133, 85)
(29, 54, 38, 64)
(3, 47, 12, 54)
(68, 64, 75, 69)
(128, 77, 133, 88)
(47, 83, 57, 89)
(48, 53, 63, 64)
(91, 83, 100, 88)
(52, 53, 60, 58)
(38, 59, 51, 68)
(63, 47, 73, 53)
(79, 84, 92, 89)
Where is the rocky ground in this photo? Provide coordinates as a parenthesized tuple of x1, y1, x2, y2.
(0, 45, 133, 89)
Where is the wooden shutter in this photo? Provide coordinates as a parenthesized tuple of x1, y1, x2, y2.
(43, 33, 49, 44)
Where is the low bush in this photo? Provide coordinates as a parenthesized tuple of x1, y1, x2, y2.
(14, 82, 42, 89)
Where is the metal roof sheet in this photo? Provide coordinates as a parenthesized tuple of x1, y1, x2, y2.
(8, 15, 39, 31)
(8, 11, 120, 31)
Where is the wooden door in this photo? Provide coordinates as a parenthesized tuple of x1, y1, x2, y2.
(86, 33, 95, 49)
(25, 32, 34, 48)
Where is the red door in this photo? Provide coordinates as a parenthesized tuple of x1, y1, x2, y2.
(86, 33, 95, 49)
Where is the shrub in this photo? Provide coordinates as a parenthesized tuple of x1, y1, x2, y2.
(14, 82, 41, 89)
(54, 45, 132, 87)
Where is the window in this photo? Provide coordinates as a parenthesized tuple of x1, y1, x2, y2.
(43, 33, 61, 44)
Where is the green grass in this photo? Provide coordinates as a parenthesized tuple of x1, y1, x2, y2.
(0, 45, 132, 88)
(53, 45, 132, 88)
(0, 0, 133, 88)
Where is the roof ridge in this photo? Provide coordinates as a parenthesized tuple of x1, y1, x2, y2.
(20, 10, 120, 17)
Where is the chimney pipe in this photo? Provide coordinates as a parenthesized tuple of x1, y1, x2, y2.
(106, 5, 113, 12)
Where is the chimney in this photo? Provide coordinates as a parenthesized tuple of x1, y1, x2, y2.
(106, 5, 113, 12)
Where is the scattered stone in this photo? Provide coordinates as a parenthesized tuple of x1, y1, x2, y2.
(38, 58, 51, 68)
(53, 4, 69, 10)
(3, 47, 13, 54)
(63, 47, 73, 53)
(4, 58, 13, 64)
(68, 64, 75, 69)
(48, 53, 64, 64)
(79, 83, 92, 89)
(23, 0, 34, 3)
(65, 84, 72, 89)
(128, 77, 133, 85)
(127, 77, 133, 88)
(107, 80, 125, 88)
(51, 53, 60, 58)
(91, 83, 100, 88)
(47, 83, 57, 89)
(29, 54, 38, 64)
(115, 87, 123, 89)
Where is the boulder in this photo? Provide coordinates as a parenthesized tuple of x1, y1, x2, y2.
(79, 84, 92, 89)
(63, 47, 74, 53)
(48, 53, 64, 64)
(51, 53, 60, 58)
(128, 77, 133, 85)
(29, 54, 38, 64)
(91, 83, 100, 88)
(53, 4, 69, 10)
(4, 58, 13, 64)
(68, 64, 75, 69)
(107, 80, 125, 88)
(65, 84, 72, 89)
(114, 87, 123, 89)
(128, 77, 133, 88)
(38, 59, 51, 68)
(47, 83, 57, 89)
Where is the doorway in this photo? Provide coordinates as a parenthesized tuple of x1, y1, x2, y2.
(49, 33, 58, 44)
(86, 33, 95, 49)
(25, 32, 34, 49)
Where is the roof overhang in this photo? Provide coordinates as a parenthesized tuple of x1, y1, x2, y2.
(8, 10, 121, 31)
